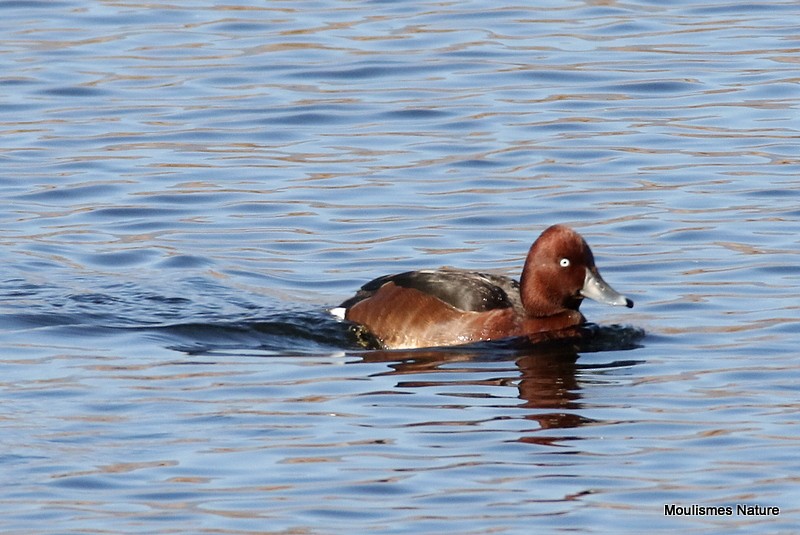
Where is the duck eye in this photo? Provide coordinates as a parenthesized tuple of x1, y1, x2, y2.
(559, 258, 570, 268)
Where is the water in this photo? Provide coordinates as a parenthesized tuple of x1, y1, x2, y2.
(1, 0, 799, 533)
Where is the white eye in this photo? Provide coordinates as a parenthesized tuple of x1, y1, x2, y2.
(559, 258, 570, 268)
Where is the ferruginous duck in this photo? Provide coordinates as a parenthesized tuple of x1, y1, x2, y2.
(332, 224, 633, 349)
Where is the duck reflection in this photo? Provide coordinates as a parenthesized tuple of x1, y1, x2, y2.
(353, 326, 643, 446)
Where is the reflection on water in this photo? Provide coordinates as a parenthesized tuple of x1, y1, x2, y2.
(358, 325, 644, 446)
(1, 0, 799, 532)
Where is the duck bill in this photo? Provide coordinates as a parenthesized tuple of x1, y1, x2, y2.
(580, 267, 633, 308)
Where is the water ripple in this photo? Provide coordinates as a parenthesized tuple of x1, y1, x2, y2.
(1, 0, 799, 532)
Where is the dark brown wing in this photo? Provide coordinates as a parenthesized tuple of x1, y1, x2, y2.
(340, 269, 521, 313)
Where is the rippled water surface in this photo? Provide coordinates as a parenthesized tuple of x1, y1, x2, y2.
(1, 1, 799, 533)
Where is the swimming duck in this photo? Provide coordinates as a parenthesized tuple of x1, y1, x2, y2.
(332, 224, 633, 349)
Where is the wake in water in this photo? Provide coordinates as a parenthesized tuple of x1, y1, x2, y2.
(0, 277, 645, 357)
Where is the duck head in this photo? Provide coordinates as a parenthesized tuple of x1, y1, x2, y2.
(520, 225, 633, 317)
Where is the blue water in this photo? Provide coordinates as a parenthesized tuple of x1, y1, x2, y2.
(1, 1, 799, 533)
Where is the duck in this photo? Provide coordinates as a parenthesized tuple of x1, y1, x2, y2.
(332, 224, 633, 349)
